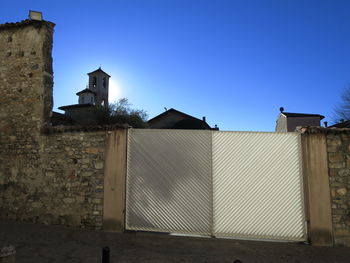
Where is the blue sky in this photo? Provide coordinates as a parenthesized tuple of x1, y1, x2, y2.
(2, 0, 350, 131)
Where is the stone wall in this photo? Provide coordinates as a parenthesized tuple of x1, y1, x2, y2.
(0, 19, 127, 230)
(0, 20, 54, 184)
(0, 20, 55, 224)
(326, 131, 350, 246)
(299, 126, 350, 246)
(1, 128, 109, 229)
(0, 20, 54, 132)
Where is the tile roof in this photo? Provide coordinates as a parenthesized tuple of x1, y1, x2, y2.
(281, 112, 325, 120)
(76, 88, 97, 96)
(148, 108, 212, 130)
(58, 104, 94, 110)
(330, 120, 350, 128)
(87, 67, 111, 77)
(148, 108, 201, 123)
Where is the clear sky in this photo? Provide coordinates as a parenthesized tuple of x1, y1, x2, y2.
(2, 0, 350, 131)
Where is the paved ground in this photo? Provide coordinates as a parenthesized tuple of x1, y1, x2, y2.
(1, 220, 350, 263)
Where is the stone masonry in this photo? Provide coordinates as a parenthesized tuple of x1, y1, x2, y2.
(0, 19, 126, 230)
(299, 126, 350, 246)
(1, 128, 108, 229)
(326, 131, 350, 246)
(0, 20, 56, 224)
(43, 130, 107, 229)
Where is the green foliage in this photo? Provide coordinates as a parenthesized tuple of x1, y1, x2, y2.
(95, 98, 148, 128)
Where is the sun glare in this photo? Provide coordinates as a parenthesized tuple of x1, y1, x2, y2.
(109, 78, 120, 102)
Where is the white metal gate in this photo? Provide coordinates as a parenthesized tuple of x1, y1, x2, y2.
(126, 129, 306, 241)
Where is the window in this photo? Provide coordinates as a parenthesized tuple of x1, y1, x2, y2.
(82, 97, 85, 103)
(103, 77, 106, 88)
(93, 76, 97, 87)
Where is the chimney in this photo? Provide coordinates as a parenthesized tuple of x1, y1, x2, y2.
(324, 121, 328, 128)
(202, 116, 206, 122)
(29, 10, 43, 21)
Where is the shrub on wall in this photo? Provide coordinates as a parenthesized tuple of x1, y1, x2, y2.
(95, 98, 148, 128)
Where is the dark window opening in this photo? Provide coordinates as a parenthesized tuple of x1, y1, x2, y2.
(93, 76, 97, 88)
(103, 77, 106, 88)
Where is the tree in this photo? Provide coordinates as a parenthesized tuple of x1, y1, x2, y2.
(95, 98, 148, 128)
(334, 86, 350, 123)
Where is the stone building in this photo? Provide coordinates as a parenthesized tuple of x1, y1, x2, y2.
(57, 67, 111, 125)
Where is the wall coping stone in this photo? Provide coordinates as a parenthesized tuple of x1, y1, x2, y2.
(0, 19, 55, 31)
(296, 126, 350, 134)
(42, 124, 129, 134)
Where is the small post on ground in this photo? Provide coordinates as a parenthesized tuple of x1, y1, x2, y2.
(102, 247, 110, 263)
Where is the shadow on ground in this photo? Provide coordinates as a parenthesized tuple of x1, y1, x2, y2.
(1, 220, 349, 263)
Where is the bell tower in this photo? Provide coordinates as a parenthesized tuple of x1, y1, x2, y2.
(87, 67, 110, 107)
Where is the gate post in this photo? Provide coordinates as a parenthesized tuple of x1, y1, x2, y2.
(301, 132, 333, 246)
(103, 128, 128, 232)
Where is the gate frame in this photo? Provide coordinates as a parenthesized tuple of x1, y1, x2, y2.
(301, 133, 333, 246)
(101, 128, 335, 246)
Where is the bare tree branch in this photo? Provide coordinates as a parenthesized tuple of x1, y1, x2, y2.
(333, 86, 350, 123)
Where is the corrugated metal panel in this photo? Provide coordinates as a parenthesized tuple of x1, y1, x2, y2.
(212, 131, 306, 241)
(126, 129, 212, 235)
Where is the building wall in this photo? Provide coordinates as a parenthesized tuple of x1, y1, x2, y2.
(326, 132, 350, 246)
(78, 93, 95, 104)
(0, 20, 54, 135)
(1, 129, 107, 229)
(275, 114, 287, 132)
(88, 72, 109, 106)
(0, 20, 55, 223)
(287, 117, 321, 132)
(0, 20, 127, 230)
(65, 106, 98, 125)
(276, 115, 321, 132)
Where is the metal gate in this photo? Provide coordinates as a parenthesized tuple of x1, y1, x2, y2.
(126, 129, 306, 241)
